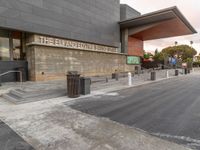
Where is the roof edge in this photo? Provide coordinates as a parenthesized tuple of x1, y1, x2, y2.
(119, 6, 197, 34)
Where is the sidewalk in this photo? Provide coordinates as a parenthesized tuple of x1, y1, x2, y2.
(0, 68, 184, 97)
(0, 69, 197, 150)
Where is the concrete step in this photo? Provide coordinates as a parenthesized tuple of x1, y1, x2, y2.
(10, 89, 65, 99)
(2, 89, 67, 104)
(2, 93, 24, 104)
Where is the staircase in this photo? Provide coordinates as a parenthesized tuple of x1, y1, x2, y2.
(2, 88, 67, 104)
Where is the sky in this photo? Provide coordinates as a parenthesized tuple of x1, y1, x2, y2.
(120, 0, 200, 54)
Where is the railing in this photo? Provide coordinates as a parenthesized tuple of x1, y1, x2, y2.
(0, 70, 23, 87)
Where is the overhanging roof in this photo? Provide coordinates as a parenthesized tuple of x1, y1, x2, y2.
(119, 6, 197, 41)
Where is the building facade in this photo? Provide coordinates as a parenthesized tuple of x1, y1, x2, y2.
(0, 0, 196, 82)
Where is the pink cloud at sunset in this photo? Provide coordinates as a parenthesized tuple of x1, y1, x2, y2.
(120, 0, 200, 54)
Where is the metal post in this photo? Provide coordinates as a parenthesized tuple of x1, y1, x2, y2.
(106, 77, 108, 83)
(19, 71, 23, 88)
(128, 72, 132, 86)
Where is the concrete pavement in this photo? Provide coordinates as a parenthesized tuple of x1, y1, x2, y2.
(69, 73, 200, 150)
(0, 70, 196, 150)
(0, 103, 191, 150)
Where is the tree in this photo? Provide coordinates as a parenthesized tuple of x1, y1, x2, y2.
(175, 41, 178, 46)
(161, 45, 197, 62)
(153, 52, 165, 62)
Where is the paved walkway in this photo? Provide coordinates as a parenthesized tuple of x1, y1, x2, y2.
(0, 69, 198, 150)
(0, 68, 184, 96)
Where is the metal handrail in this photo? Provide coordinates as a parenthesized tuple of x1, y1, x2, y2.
(0, 70, 23, 87)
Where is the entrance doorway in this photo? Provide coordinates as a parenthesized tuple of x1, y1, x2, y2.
(0, 29, 25, 61)
(0, 29, 28, 83)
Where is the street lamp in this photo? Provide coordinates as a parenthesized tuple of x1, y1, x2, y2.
(190, 41, 193, 47)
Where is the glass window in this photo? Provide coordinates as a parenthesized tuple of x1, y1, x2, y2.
(13, 39, 21, 60)
(0, 37, 10, 61)
(0, 30, 23, 61)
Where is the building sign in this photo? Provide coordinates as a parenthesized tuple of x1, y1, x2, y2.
(28, 35, 118, 53)
(127, 56, 140, 65)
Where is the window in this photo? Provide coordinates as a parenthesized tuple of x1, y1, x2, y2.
(13, 39, 21, 60)
(0, 29, 23, 61)
(0, 30, 9, 61)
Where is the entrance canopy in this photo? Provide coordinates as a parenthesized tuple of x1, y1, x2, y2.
(119, 6, 197, 41)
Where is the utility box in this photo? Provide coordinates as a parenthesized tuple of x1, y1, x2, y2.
(80, 77, 91, 95)
(112, 73, 119, 80)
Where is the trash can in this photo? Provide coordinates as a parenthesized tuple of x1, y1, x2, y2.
(175, 70, 179, 76)
(80, 77, 91, 95)
(16, 67, 27, 82)
(67, 71, 80, 98)
(150, 71, 156, 80)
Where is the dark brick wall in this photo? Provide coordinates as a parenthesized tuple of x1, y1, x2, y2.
(120, 4, 141, 21)
(0, 0, 120, 47)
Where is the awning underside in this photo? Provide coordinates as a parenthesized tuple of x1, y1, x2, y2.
(119, 7, 197, 41)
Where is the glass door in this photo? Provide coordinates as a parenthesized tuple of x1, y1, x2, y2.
(0, 29, 24, 61)
(0, 37, 10, 61)
(0, 30, 10, 61)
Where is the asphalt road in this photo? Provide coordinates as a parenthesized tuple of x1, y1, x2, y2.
(69, 74, 200, 150)
(0, 121, 34, 150)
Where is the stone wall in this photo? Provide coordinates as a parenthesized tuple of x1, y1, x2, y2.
(25, 34, 135, 81)
(27, 45, 134, 81)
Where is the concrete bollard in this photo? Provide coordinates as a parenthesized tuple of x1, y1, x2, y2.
(128, 72, 132, 86)
(166, 70, 169, 78)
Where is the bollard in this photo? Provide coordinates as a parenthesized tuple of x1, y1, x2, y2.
(188, 69, 190, 74)
(106, 77, 108, 83)
(184, 68, 187, 75)
(175, 70, 179, 76)
(128, 72, 132, 86)
(166, 70, 169, 78)
(151, 71, 156, 80)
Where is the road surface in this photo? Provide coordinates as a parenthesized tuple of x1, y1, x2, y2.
(69, 74, 200, 150)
